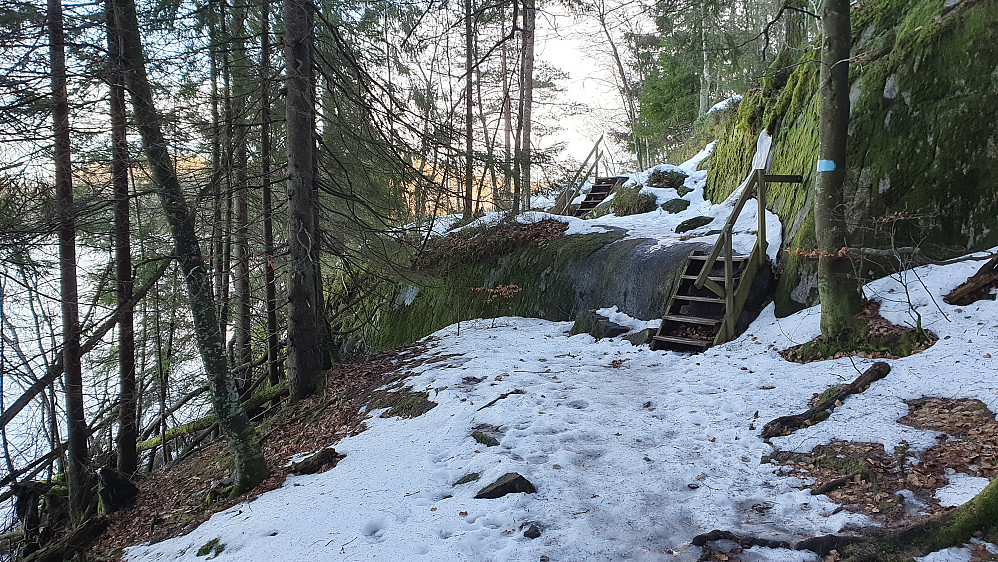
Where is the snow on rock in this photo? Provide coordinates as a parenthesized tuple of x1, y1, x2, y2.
(707, 95, 743, 115)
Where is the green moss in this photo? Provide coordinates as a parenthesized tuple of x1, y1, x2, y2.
(701, 0, 998, 316)
(197, 538, 223, 557)
(369, 231, 624, 349)
(815, 450, 868, 474)
(786, 322, 927, 362)
(815, 384, 846, 405)
(611, 187, 658, 216)
(471, 431, 499, 447)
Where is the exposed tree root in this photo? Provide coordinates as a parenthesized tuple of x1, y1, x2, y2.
(695, 477, 998, 560)
(762, 361, 890, 438)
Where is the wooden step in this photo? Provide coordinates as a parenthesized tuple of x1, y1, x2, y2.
(652, 335, 712, 347)
(680, 274, 736, 282)
(661, 314, 722, 325)
(689, 253, 749, 262)
(673, 294, 725, 303)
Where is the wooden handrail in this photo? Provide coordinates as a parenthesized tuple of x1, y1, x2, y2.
(553, 135, 603, 214)
(692, 168, 802, 343)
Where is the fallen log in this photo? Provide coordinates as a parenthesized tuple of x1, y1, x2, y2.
(943, 255, 998, 305)
(761, 361, 890, 438)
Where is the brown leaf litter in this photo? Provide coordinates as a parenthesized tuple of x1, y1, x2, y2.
(88, 341, 433, 560)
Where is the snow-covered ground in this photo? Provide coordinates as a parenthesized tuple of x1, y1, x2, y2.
(125, 138, 997, 561)
(125, 255, 998, 560)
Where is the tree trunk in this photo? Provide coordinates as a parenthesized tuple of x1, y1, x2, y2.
(516, 0, 535, 213)
(501, 38, 513, 207)
(49, 0, 93, 521)
(815, 0, 863, 341)
(107, 0, 269, 490)
(784, 0, 806, 51)
(463, 0, 475, 220)
(284, 0, 322, 400)
(231, 0, 252, 385)
(260, 0, 281, 389)
(106, 2, 137, 476)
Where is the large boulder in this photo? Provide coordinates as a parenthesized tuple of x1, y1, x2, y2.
(703, 0, 998, 314)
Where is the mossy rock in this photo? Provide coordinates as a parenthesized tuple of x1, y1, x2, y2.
(675, 216, 714, 233)
(471, 431, 499, 447)
(660, 198, 691, 214)
(611, 187, 658, 216)
(647, 169, 688, 190)
(624, 327, 657, 346)
(570, 309, 630, 340)
(372, 388, 437, 419)
(454, 472, 481, 486)
(367, 233, 698, 349)
(702, 0, 998, 315)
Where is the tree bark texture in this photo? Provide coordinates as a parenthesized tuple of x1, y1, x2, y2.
(107, 0, 269, 490)
(49, 0, 93, 519)
(463, 0, 474, 219)
(815, 0, 863, 340)
(106, 2, 137, 476)
(284, 0, 322, 399)
(260, 0, 281, 388)
(231, 0, 252, 383)
(516, 0, 535, 212)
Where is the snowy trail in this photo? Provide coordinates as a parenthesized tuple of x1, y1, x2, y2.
(125, 252, 998, 562)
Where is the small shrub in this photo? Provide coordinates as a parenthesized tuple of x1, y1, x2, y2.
(611, 187, 658, 216)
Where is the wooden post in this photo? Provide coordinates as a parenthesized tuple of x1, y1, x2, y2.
(724, 233, 734, 340)
(756, 169, 767, 257)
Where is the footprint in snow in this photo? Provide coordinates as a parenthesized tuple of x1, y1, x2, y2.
(361, 516, 388, 543)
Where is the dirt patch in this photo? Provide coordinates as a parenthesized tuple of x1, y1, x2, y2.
(88, 342, 432, 561)
(770, 398, 998, 525)
(780, 300, 936, 363)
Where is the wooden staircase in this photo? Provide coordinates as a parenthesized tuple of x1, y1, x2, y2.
(651, 169, 803, 352)
(652, 252, 750, 350)
(574, 176, 627, 217)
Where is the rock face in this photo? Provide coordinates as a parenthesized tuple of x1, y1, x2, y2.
(703, 0, 998, 314)
(570, 310, 630, 340)
(372, 232, 708, 349)
(474, 473, 537, 499)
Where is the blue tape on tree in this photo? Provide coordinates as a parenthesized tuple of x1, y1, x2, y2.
(817, 159, 836, 172)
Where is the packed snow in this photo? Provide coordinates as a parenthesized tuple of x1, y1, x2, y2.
(125, 139, 997, 561)
(125, 260, 998, 561)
